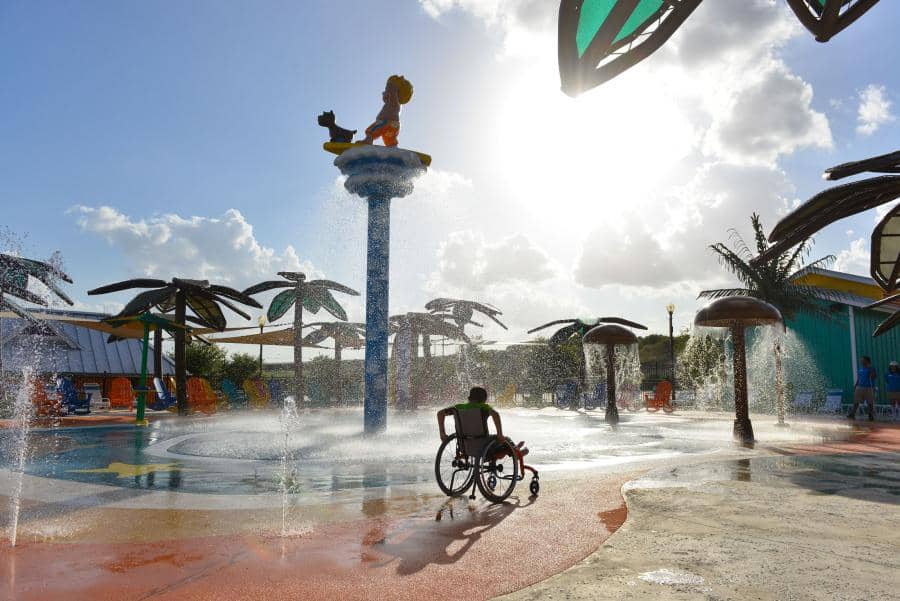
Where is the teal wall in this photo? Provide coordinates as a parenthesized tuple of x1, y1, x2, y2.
(787, 304, 900, 405)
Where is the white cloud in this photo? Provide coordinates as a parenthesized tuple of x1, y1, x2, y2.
(856, 84, 894, 136)
(74, 206, 313, 289)
(833, 238, 869, 275)
(431, 230, 555, 291)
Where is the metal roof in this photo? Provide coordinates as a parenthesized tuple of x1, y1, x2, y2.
(0, 310, 175, 376)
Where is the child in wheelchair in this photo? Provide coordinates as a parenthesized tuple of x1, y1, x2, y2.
(435, 386, 538, 501)
(437, 386, 528, 457)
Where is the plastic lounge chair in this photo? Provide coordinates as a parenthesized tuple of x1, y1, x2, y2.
(31, 378, 64, 417)
(791, 391, 813, 413)
(496, 383, 516, 407)
(57, 377, 91, 415)
(221, 379, 247, 408)
(583, 381, 606, 411)
(108, 377, 135, 410)
(150, 377, 177, 411)
(554, 381, 578, 410)
(643, 381, 674, 413)
(243, 379, 264, 409)
(267, 380, 284, 405)
(84, 382, 108, 411)
(186, 377, 216, 414)
(820, 389, 842, 414)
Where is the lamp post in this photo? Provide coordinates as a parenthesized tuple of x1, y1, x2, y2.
(257, 315, 266, 378)
(666, 303, 675, 385)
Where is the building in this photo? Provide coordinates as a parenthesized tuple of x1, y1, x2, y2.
(0, 309, 175, 397)
(790, 268, 900, 404)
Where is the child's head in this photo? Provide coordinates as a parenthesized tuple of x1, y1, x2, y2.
(386, 75, 413, 104)
(891, 361, 899, 372)
(468, 386, 488, 403)
(861, 355, 872, 367)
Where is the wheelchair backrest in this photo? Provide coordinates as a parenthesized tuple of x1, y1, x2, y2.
(453, 407, 490, 457)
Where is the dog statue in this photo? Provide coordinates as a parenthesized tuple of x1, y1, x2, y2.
(318, 111, 357, 143)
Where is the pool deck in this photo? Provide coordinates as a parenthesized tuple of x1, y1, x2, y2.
(2, 415, 899, 600)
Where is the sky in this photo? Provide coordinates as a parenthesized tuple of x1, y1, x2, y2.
(2, 0, 899, 361)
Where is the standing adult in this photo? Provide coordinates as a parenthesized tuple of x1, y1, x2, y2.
(886, 361, 900, 421)
(848, 356, 877, 421)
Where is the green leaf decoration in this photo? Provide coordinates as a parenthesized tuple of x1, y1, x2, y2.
(120, 286, 176, 316)
(558, 0, 701, 96)
(186, 293, 227, 331)
(320, 289, 348, 321)
(268, 289, 297, 322)
(871, 203, 900, 291)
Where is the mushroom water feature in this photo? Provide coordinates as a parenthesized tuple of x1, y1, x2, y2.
(693, 296, 783, 444)
(582, 323, 640, 425)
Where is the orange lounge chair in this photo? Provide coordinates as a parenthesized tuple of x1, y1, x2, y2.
(109, 377, 135, 410)
(643, 381, 674, 413)
(187, 377, 217, 415)
(31, 378, 64, 417)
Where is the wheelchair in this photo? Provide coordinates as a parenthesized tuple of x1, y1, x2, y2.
(434, 406, 539, 503)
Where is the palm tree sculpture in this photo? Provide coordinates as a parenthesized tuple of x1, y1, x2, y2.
(390, 311, 469, 410)
(0, 253, 73, 398)
(302, 321, 366, 405)
(88, 278, 261, 415)
(527, 317, 648, 405)
(699, 213, 836, 426)
(425, 298, 507, 392)
(243, 273, 359, 404)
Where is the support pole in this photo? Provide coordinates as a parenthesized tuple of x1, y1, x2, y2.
(364, 196, 390, 433)
(175, 290, 187, 416)
(605, 345, 619, 425)
(731, 324, 754, 444)
(136, 322, 149, 426)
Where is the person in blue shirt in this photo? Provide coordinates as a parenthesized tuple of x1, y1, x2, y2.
(848, 356, 876, 421)
(886, 361, 900, 421)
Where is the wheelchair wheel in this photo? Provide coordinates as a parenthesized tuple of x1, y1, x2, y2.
(476, 437, 519, 503)
(435, 434, 475, 496)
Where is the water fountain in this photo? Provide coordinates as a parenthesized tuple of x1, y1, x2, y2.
(582, 324, 640, 424)
(331, 147, 426, 432)
(694, 297, 783, 444)
(278, 395, 301, 537)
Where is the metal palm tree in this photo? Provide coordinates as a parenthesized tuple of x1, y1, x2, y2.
(390, 311, 469, 409)
(302, 321, 365, 405)
(528, 317, 648, 402)
(699, 213, 836, 425)
(243, 272, 359, 404)
(425, 298, 506, 393)
(88, 277, 261, 415)
(0, 253, 73, 398)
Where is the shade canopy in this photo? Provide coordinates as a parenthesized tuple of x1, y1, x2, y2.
(694, 297, 783, 328)
(211, 327, 327, 348)
(582, 323, 638, 345)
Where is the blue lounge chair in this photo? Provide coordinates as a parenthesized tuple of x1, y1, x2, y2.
(267, 380, 284, 405)
(554, 380, 579, 410)
(151, 377, 177, 411)
(221, 379, 247, 409)
(57, 377, 91, 415)
(583, 381, 607, 411)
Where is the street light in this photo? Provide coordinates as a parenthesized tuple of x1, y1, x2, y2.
(666, 303, 675, 387)
(257, 315, 266, 378)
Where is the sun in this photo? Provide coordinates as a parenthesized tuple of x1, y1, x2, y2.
(489, 61, 697, 229)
